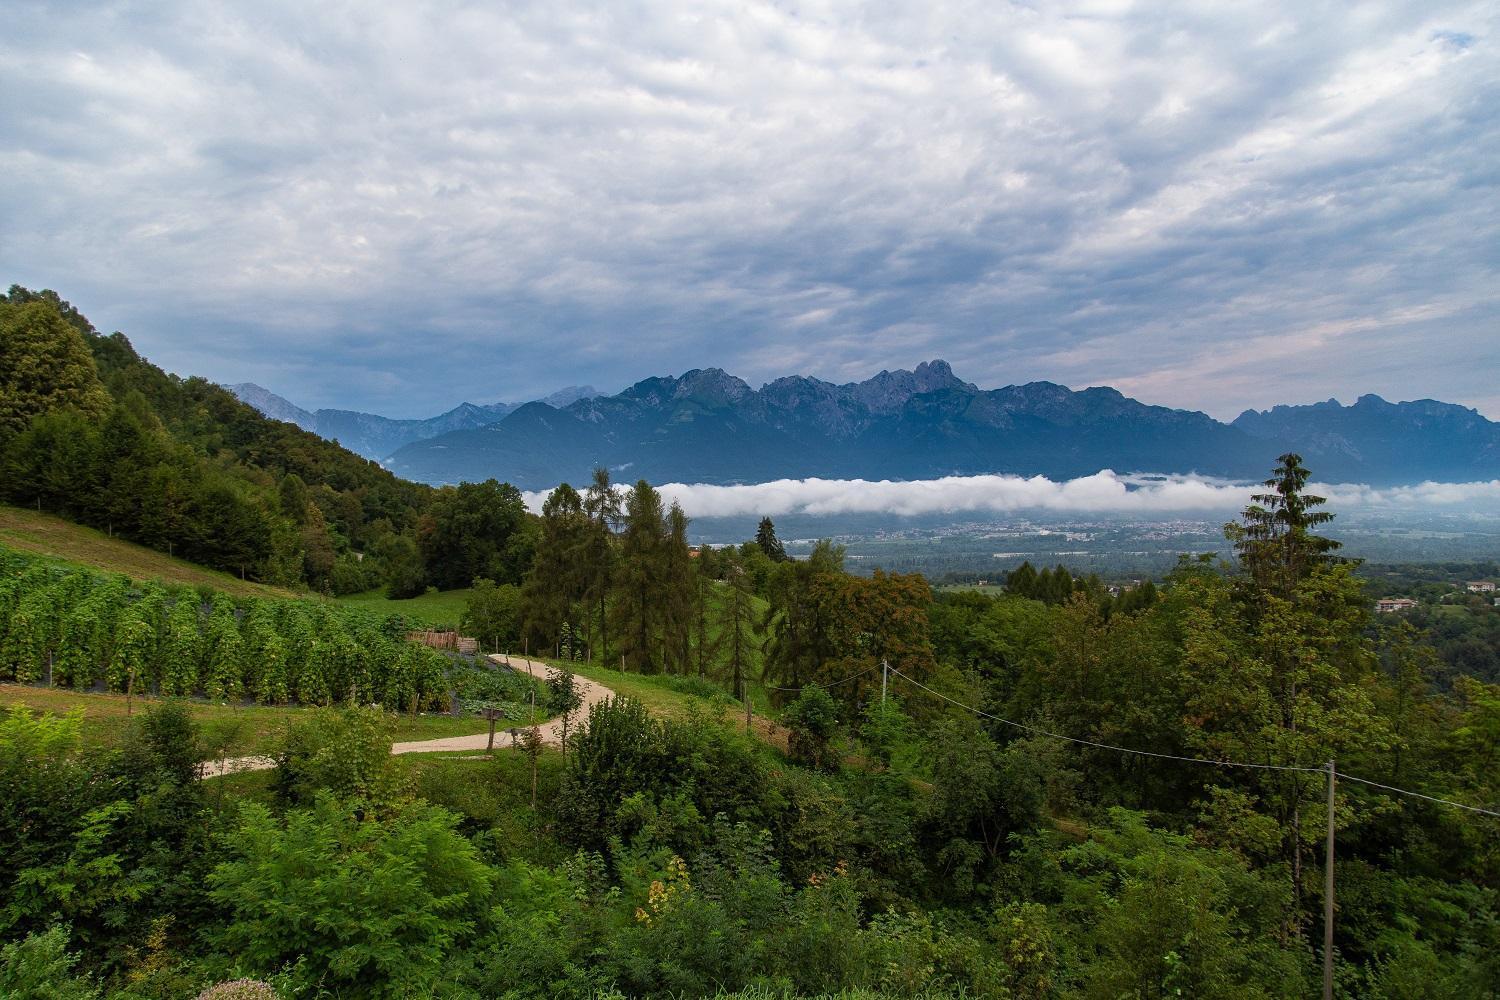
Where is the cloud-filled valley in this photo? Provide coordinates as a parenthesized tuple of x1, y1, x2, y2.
(523, 472, 1500, 520)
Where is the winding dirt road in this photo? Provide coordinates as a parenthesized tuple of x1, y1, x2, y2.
(199, 655, 612, 779)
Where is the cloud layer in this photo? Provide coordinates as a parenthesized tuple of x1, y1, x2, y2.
(523, 472, 1500, 519)
(2, 2, 1496, 418)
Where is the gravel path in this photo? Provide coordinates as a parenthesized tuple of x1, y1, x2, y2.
(199, 655, 612, 779)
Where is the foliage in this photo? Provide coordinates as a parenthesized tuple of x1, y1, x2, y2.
(755, 516, 787, 563)
(272, 706, 407, 809)
(207, 796, 492, 998)
(419, 479, 534, 591)
(0, 299, 111, 439)
(0, 544, 450, 710)
(2, 455, 1499, 998)
(462, 577, 522, 652)
(782, 684, 840, 770)
(0, 926, 99, 1000)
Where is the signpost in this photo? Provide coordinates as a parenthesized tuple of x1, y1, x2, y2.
(482, 706, 507, 752)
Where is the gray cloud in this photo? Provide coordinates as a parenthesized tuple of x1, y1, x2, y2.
(1, 1, 1496, 418)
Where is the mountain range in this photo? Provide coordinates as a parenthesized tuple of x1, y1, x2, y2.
(232, 361, 1500, 490)
(228, 383, 599, 461)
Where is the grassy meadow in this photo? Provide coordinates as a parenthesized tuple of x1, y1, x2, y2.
(0, 504, 300, 599)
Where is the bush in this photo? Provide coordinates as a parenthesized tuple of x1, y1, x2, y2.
(0, 926, 98, 1000)
(207, 797, 493, 998)
(271, 706, 405, 808)
(783, 685, 840, 770)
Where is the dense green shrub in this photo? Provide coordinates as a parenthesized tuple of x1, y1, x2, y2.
(0, 926, 99, 1000)
(271, 706, 406, 809)
(206, 797, 492, 998)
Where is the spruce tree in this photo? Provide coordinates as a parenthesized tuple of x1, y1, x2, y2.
(755, 517, 787, 563)
(1226, 452, 1341, 600)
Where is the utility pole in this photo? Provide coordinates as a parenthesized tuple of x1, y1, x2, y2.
(881, 659, 889, 704)
(1323, 760, 1336, 1000)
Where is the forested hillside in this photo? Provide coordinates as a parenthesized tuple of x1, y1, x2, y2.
(0, 288, 537, 597)
(4, 455, 1494, 998)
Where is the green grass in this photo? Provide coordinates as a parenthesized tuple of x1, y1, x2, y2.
(0, 504, 299, 599)
(328, 587, 474, 628)
(539, 656, 791, 753)
(0, 683, 492, 757)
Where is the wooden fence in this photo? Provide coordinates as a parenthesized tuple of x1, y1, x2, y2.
(407, 630, 479, 655)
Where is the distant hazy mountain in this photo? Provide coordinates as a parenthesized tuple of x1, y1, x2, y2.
(1232, 395, 1500, 483)
(228, 383, 599, 460)
(367, 361, 1181, 487)
(238, 364, 1500, 489)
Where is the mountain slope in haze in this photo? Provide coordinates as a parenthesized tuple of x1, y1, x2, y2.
(229, 383, 599, 460)
(383, 361, 1247, 488)
(1232, 395, 1500, 483)
(384, 360, 1500, 489)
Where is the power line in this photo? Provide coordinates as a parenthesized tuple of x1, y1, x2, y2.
(765, 665, 877, 693)
(887, 666, 1321, 773)
(887, 666, 1500, 820)
(1332, 771, 1500, 819)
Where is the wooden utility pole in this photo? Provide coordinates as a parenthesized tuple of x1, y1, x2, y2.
(881, 659, 889, 704)
(1323, 760, 1336, 1000)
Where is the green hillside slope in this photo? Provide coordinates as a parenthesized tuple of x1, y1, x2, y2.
(0, 504, 297, 599)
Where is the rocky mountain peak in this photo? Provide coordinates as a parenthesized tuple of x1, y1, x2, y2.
(848, 359, 977, 414)
(673, 368, 753, 406)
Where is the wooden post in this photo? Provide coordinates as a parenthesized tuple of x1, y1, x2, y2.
(1323, 761, 1336, 1000)
(482, 707, 505, 753)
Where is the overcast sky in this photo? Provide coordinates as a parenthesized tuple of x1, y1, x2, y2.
(2, 1, 1496, 420)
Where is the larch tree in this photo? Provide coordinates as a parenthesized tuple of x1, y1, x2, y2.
(522, 483, 591, 654)
(661, 502, 695, 674)
(581, 468, 622, 664)
(719, 550, 762, 702)
(612, 480, 667, 673)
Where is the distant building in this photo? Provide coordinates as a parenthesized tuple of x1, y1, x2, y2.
(1375, 598, 1418, 613)
(1467, 581, 1496, 593)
